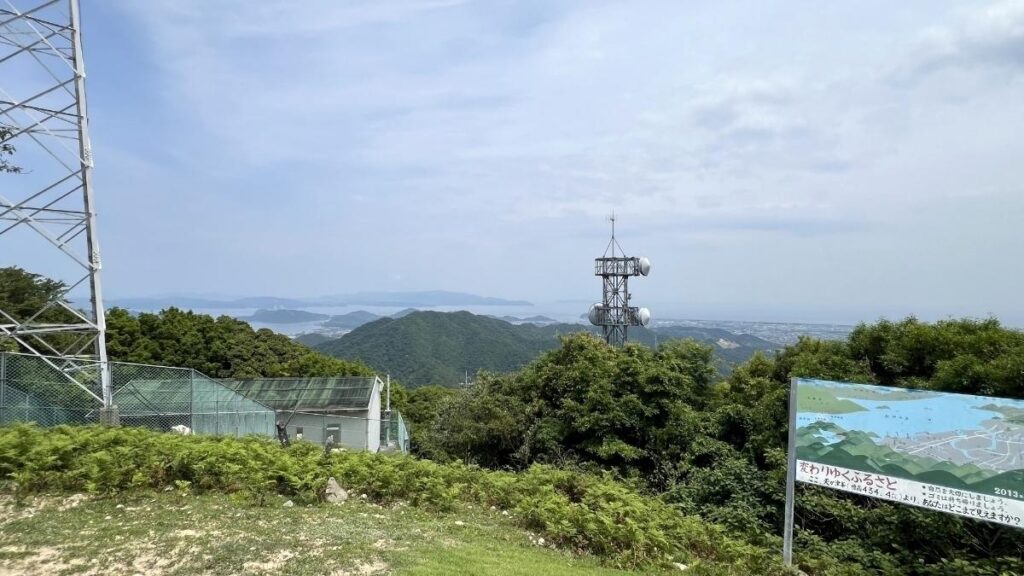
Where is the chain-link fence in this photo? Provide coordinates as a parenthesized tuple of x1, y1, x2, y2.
(0, 352, 411, 453)
(0, 352, 274, 438)
(382, 410, 411, 453)
(0, 351, 103, 426)
(112, 366, 276, 437)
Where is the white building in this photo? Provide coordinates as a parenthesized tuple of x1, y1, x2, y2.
(227, 376, 384, 451)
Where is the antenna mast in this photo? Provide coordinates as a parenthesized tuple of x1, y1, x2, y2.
(0, 0, 113, 419)
(588, 217, 651, 346)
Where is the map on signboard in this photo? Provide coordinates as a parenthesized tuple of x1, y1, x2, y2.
(794, 378, 1024, 529)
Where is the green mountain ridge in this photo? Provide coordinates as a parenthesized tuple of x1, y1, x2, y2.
(322, 310, 382, 329)
(315, 310, 779, 387)
(294, 332, 333, 347)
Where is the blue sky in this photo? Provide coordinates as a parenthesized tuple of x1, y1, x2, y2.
(6, 0, 1024, 324)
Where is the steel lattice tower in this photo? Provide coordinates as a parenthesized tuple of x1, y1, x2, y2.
(0, 0, 112, 413)
(588, 216, 651, 346)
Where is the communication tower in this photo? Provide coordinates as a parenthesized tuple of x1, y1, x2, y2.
(0, 1, 112, 416)
(588, 216, 650, 346)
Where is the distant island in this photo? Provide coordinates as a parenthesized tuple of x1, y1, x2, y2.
(241, 309, 329, 323)
(320, 291, 532, 307)
(489, 315, 558, 324)
(323, 311, 381, 329)
(108, 290, 532, 310)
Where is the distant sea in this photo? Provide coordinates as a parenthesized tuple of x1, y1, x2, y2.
(122, 301, 855, 344)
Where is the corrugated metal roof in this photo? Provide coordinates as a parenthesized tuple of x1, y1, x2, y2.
(224, 377, 379, 411)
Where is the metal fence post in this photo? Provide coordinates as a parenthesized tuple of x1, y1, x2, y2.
(783, 377, 798, 566)
(189, 369, 195, 433)
(1, 352, 6, 424)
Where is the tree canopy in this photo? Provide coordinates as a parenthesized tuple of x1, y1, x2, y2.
(404, 317, 1024, 575)
(105, 307, 373, 379)
(0, 266, 81, 353)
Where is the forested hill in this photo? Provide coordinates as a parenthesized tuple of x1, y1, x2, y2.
(315, 310, 778, 387)
(104, 307, 373, 379)
(315, 311, 562, 387)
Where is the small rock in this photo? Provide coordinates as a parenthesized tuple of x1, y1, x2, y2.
(325, 477, 348, 504)
(673, 562, 688, 571)
(115, 504, 125, 509)
(359, 494, 368, 500)
(501, 510, 509, 516)
(104, 516, 112, 520)
(537, 537, 545, 546)
(163, 486, 173, 492)
(490, 506, 496, 511)
(283, 500, 294, 508)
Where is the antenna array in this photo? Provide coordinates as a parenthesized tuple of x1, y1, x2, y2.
(588, 216, 651, 346)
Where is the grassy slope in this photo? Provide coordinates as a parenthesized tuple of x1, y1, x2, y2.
(0, 491, 665, 576)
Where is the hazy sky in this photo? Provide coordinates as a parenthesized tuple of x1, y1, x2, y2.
(8, 0, 1024, 324)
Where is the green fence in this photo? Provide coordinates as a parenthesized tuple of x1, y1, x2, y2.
(0, 352, 410, 452)
(114, 373, 275, 437)
(0, 351, 103, 426)
(382, 410, 411, 453)
(0, 352, 275, 437)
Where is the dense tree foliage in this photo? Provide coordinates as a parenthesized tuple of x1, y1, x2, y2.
(406, 319, 1024, 575)
(105, 307, 373, 379)
(0, 266, 80, 353)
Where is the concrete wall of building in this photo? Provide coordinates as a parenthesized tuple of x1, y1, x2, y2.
(286, 411, 369, 450)
(279, 376, 385, 452)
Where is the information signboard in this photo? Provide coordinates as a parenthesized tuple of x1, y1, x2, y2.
(783, 378, 1024, 564)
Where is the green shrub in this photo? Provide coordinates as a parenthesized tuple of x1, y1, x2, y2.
(0, 423, 787, 573)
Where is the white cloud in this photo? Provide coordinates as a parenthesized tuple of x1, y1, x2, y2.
(86, 0, 1024, 322)
(897, 0, 1024, 79)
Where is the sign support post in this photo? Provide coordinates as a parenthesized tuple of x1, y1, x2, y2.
(783, 377, 798, 566)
